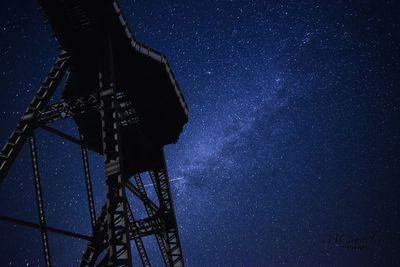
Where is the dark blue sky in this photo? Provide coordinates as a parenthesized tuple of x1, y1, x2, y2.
(1, 0, 399, 266)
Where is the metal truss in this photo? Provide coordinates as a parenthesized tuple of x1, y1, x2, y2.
(0, 51, 70, 183)
(29, 91, 138, 127)
(99, 36, 133, 266)
(150, 168, 184, 266)
(34, 93, 101, 125)
(132, 174, 171, 266)
(29, 133, 52, 266)
(126, 203, 150, 267)
(0, 48, 184, 267)
(81, 133, 97, 230)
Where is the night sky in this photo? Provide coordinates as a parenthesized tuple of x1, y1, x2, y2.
(1, 0, 400, 266)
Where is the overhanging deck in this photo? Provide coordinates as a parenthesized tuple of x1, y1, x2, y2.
(38, 0, 189, 174)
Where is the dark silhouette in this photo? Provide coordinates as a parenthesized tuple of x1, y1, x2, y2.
(0, 1, 188, 266)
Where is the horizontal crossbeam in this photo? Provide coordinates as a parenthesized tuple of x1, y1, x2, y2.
(29, 91, 139, 126)
(0, 214, 91, 241)
(39, 124, 83, 146)
(133, 215, 165, 237)
(33, 93, 101, 125)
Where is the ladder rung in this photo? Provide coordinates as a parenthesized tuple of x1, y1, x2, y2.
(59, 53, 69, 59)
(43, 79, 53, 85)
(7, 142, 16, 147)
(26, 107, 36, 113)
(49, 68, 59, 75)
(15, 129, 23, 134)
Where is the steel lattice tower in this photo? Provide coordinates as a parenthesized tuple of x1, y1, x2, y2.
(0, 1, 188, 266)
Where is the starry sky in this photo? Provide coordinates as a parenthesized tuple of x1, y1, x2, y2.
(1, 0, 400, 266)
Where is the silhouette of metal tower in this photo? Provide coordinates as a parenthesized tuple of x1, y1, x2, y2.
(0, 1, 188, 266)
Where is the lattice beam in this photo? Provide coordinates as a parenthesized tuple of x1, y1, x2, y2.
(29, 134, 52, 267)
(0, 52, 70, 183)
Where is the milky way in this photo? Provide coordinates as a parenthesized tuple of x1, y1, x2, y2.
(1, 1, 399, 266)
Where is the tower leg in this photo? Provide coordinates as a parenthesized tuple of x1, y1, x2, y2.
(81, 133, 97, 231)
(29, 134, 52, 267)
(99, 36, 132, 267)
(133, 174, 171, 266)
(126, 202, 151, 267)
(150, 157, 184, 267)
(0, 52, 70, 183)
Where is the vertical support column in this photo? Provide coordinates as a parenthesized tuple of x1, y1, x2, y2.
(134, 174, 171, 266)
(150, 155, 184, 267)
(29, 134, 52, 267)
(99, 35, 132, 267)
(125, 202, 151, 267)
(80, 133, 97, 231)
(80, 204, 109, 267)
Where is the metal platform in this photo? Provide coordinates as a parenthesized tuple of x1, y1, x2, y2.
(39, 0, 189, 175)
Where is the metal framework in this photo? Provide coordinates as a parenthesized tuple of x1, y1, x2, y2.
(0, 48, 185, 266)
